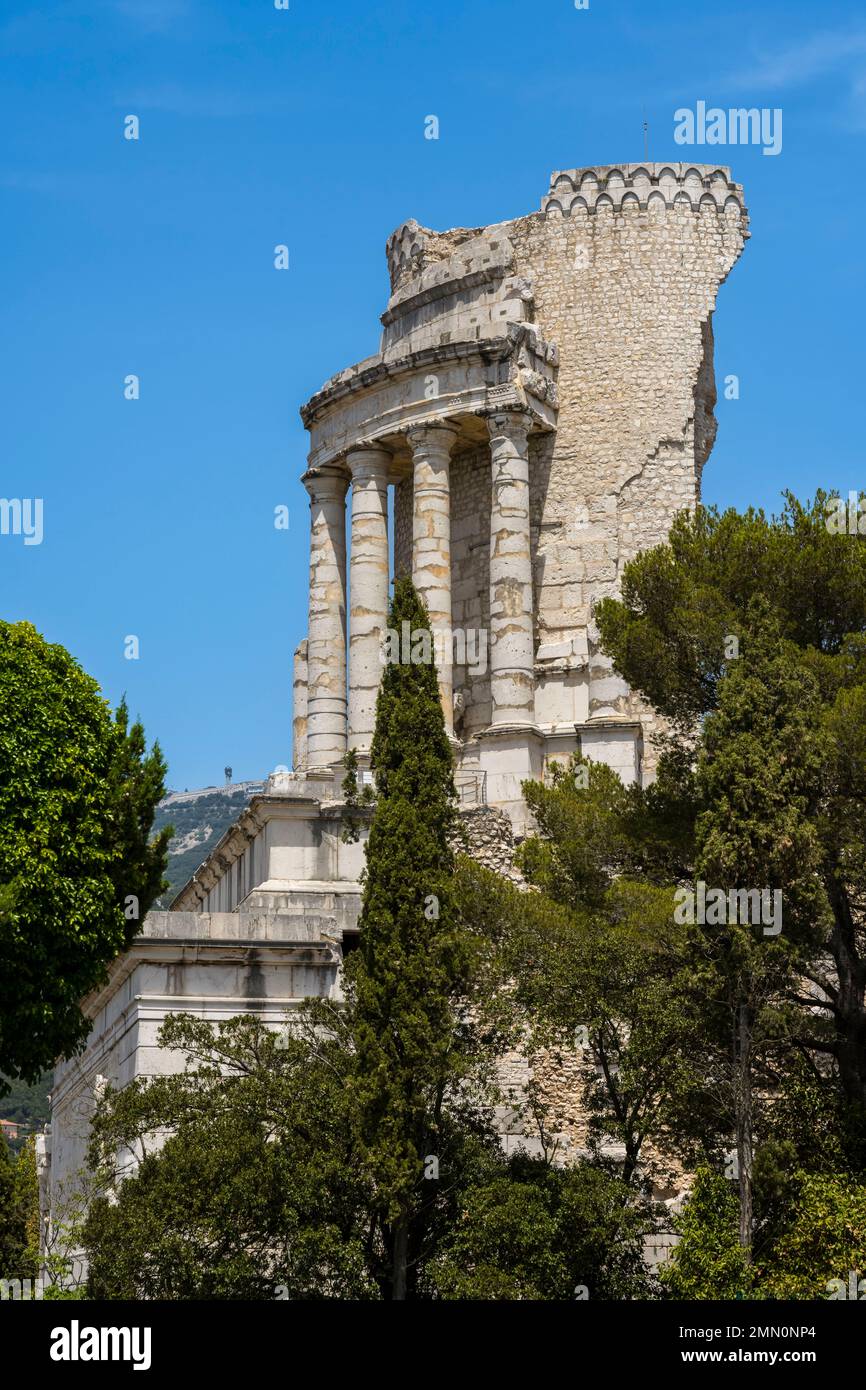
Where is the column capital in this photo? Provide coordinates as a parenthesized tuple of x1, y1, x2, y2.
(302, 465, 350, 504)
(483, 407, 533, 449)
(345, 444, 393, 482)
(405, 421, 459, 454)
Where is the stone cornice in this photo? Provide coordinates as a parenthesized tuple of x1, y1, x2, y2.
(578, 719, 644, 733)
(168, 794, 317, 911)
(301, 336, 515, 427)
(72, 933, 341, 1028)
(300, 325, 558, 471)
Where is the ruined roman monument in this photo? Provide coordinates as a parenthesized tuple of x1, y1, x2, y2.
(43, 164, 749, 1217)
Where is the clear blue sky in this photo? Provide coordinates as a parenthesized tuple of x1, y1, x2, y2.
(2, 0, 864, 789)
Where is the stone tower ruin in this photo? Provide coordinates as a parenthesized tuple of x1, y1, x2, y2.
(44, 164, 748, 1216)
(290, 161, 748, 824)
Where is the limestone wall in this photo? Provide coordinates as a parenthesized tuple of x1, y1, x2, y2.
(508, 178, 746, 644)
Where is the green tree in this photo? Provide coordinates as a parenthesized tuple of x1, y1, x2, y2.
(82, 1008, 507, 1301)
(108, 699, 174, 946)
(0, 1130, 38, 1281)
(81, 1008, 650, 1301)
(685, 606, 831, 1256)
(595, 495, 866, 1125)
(11, 1135, 40, 1280)
(348, 577, 486, 1299)
(83, 1011, 378, 1300)
(0, 1130, 23, 1275)
(663, 1166, 866, 1301)
(660, 1167, 752, 1299)
(429, 1156, 653, 1300)
(0, 622, 171, 1085)
(456, 760, 709, 1190)
(759, 1173, 866, 1300)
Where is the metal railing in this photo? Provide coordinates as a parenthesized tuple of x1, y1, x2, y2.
(454, 769, 487, 805)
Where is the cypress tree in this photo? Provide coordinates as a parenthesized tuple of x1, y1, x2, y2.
(348, 577, 475, 1300)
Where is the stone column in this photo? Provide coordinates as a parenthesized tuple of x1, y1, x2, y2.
(487, 409, 536, 726)
(408, 423, 458, 734)
(302, 466, 349, 769)
(347, 446, 391, 752)
(292, 639, 308, 770)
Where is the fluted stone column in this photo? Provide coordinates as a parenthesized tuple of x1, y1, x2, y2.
(347, 446, 391, 752)
(487, 409, 536, 726)
(302, 466, 349, 769)
(408, 423, 458, 734)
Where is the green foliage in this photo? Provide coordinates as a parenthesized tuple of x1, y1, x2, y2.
(0, 622, 170, 1084)
(758, 1173, 866, 1300)
(458, 758, 709, 1187)
(761, 1063, 866, 1178)
(80, 587, 649, 1302)
(12, 1135, 40, 1277)
(596, 492, 866, 726)
(81, 1009, 652, 1302)
(83, 1011, 378, 1300)
(349, 576, 487, 1296)
(0, 1131, 38, 1280)
(683, 608, 840, 1251)
(596, 497, 866, 1130)
(0, 1131, 21, 1275)
(70, 504, 866, 1301)
(76, 1009, 529, 1301)
(339, 747, 374, 844)
(661, 1168, 752, 1299)
(429, 1156, 654, 1300)
(665, 1164, 866, 1301)
(457, 510, 866, 1269)
(0, 1072, 52, 1152)
(108, 699, 173, 943)
(694, 603, 828, 959)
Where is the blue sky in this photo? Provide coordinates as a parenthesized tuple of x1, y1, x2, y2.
(2, 0, 864, 790)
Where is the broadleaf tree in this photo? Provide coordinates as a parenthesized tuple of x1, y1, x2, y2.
(0, 621, 171, 1085)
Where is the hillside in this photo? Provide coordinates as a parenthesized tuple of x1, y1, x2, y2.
(153, 781, 266, 907)
(0, 1073, 52, 1153)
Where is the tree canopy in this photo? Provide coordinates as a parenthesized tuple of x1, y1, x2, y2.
(0, 621, 171, 1084)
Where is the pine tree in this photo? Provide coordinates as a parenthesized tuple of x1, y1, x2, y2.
(348, 577, 477, 1300)
(596, 495, 866, 1131)
(691, 602, 829, 1256)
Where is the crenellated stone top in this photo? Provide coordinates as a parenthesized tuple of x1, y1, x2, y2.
(540, 163, 748, 223)
(385, 166, 748, 296)
(299, 154, 747, 481)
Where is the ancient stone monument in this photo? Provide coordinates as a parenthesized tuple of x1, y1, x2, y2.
(43, 164, 749, 1218)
